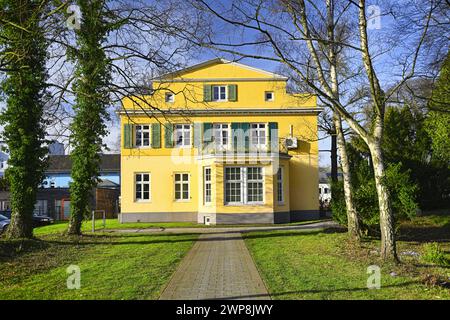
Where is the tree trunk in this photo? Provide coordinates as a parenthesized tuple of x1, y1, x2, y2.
(1, 1, 48, 239)
(334, 113, 361, 240)
(368, 137, 398, 261)
(330, 125, 338, 183)
(6, 210, 33, 239)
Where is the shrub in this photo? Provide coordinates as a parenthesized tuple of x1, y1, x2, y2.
(330, 143, 418, 235)
(421, 242, 449, 266)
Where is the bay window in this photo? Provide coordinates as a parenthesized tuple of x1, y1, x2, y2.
(225, 167, 264, 205)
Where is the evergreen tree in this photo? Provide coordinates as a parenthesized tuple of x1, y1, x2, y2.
(425, 53, 450, 162)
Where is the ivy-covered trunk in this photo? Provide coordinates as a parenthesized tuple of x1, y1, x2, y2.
(0, 0, 49, 239)
(67, 0, 111, 235)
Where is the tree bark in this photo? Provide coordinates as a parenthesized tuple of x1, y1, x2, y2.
(326, 0, 361, 240)
(330, 125, 338, 183)
(368, 135, 398, 261)
(334, 113, 361, 240)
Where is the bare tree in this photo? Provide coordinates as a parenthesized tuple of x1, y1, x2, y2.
(183, 0, 438, 260)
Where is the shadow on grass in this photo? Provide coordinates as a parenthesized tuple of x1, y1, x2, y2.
(398, 223, 450, 243)
(1, 227, 345, 255)
(0, 226, 349, 264)
(211, 280, 422, 300)
(0, 238, 51, 260)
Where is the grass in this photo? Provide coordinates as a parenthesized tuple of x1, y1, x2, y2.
(32, 219, 202, 236)
(33, 218, 325, 236)
(243, 215, 450, 300)
(0, 232, 198, 299)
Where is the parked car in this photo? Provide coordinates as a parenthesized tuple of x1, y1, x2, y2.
(0, 214, 10, 234)
(0, 210, 54, 227)
(32, 214, 54, 227)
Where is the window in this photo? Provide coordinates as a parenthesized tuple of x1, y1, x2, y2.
(204, 167, 211, 204)
(324, 188, 328, 194)
(247, 167, 264, 203)
(135, 125, 151, 147)
(319, 188, 322, 194)
(1, 200, 10, 211)
(250, 123, 267, 149)
(225, 167, 242, 204)
(175, 173, 190, 200)
(212, 85, 227, 101)
(225, 167, 264, 204)
(34, 200, 48, 216)
(265, 91, 274, 101)
(277, 167, 284, 203)
(165, 92, 175, 103)
(174, 124, 191, 147)
(214, 123, 229, 148)
(135, 173, 151, 201)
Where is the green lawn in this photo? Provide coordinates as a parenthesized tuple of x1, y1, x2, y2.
(33, 218, 325, 236)
(0, 232, 198, 299)
(243, 217, 450, 300)
(32, 219, 203, 236)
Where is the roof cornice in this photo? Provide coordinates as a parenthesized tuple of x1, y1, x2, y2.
(154, 58, 288, 81)
(154, 78, 287, 83)
(118, 108, 323, 116)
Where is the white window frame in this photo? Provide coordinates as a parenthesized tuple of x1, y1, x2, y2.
(174, 173, 190, 201)
(174, 124, 191, 148)
(135, 173, 151, 202)
(265, 91, 274, 101)
(135, 124, 151, 148)
(165, 92, 175, 103)
(277, 167, 284, 204)
(213, 123, 229, 149)
(250, 123, 267, 150)
(224, 167, 243, 205)
(212, 85, 227, 102)
(204, 167, 212, 204)
(224, 167, 264, 205)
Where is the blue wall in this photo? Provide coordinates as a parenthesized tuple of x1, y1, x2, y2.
(42, 172, 120, 188)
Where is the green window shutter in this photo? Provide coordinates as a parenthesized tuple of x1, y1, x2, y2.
(203, 85, 212, 102)
(193, 122, 202, 148)
(231, 122, 240, 152)
(123, 124, 133, 149)
(151, 123, 161, 148)
(164, 123, 174, 148)
(203, 123, 213, 143)
(241, 122, 250, 152)
(268, 122, 278, 152)
(231, 123, 248, 152)
(228, 84, 237, 101)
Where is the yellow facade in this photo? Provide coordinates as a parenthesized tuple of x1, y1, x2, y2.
(119, 59, 321, 224)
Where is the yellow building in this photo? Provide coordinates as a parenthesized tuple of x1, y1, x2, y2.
(119, 58, 322, 224)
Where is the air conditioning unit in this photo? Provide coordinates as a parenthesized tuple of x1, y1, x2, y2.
(285, 137, 298, 149)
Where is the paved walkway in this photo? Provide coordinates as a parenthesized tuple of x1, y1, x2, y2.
(110, 220, 337, 235)
(159, 232, 270, 300)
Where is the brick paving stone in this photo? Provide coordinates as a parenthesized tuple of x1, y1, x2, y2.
(159, 232, 270, 300)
